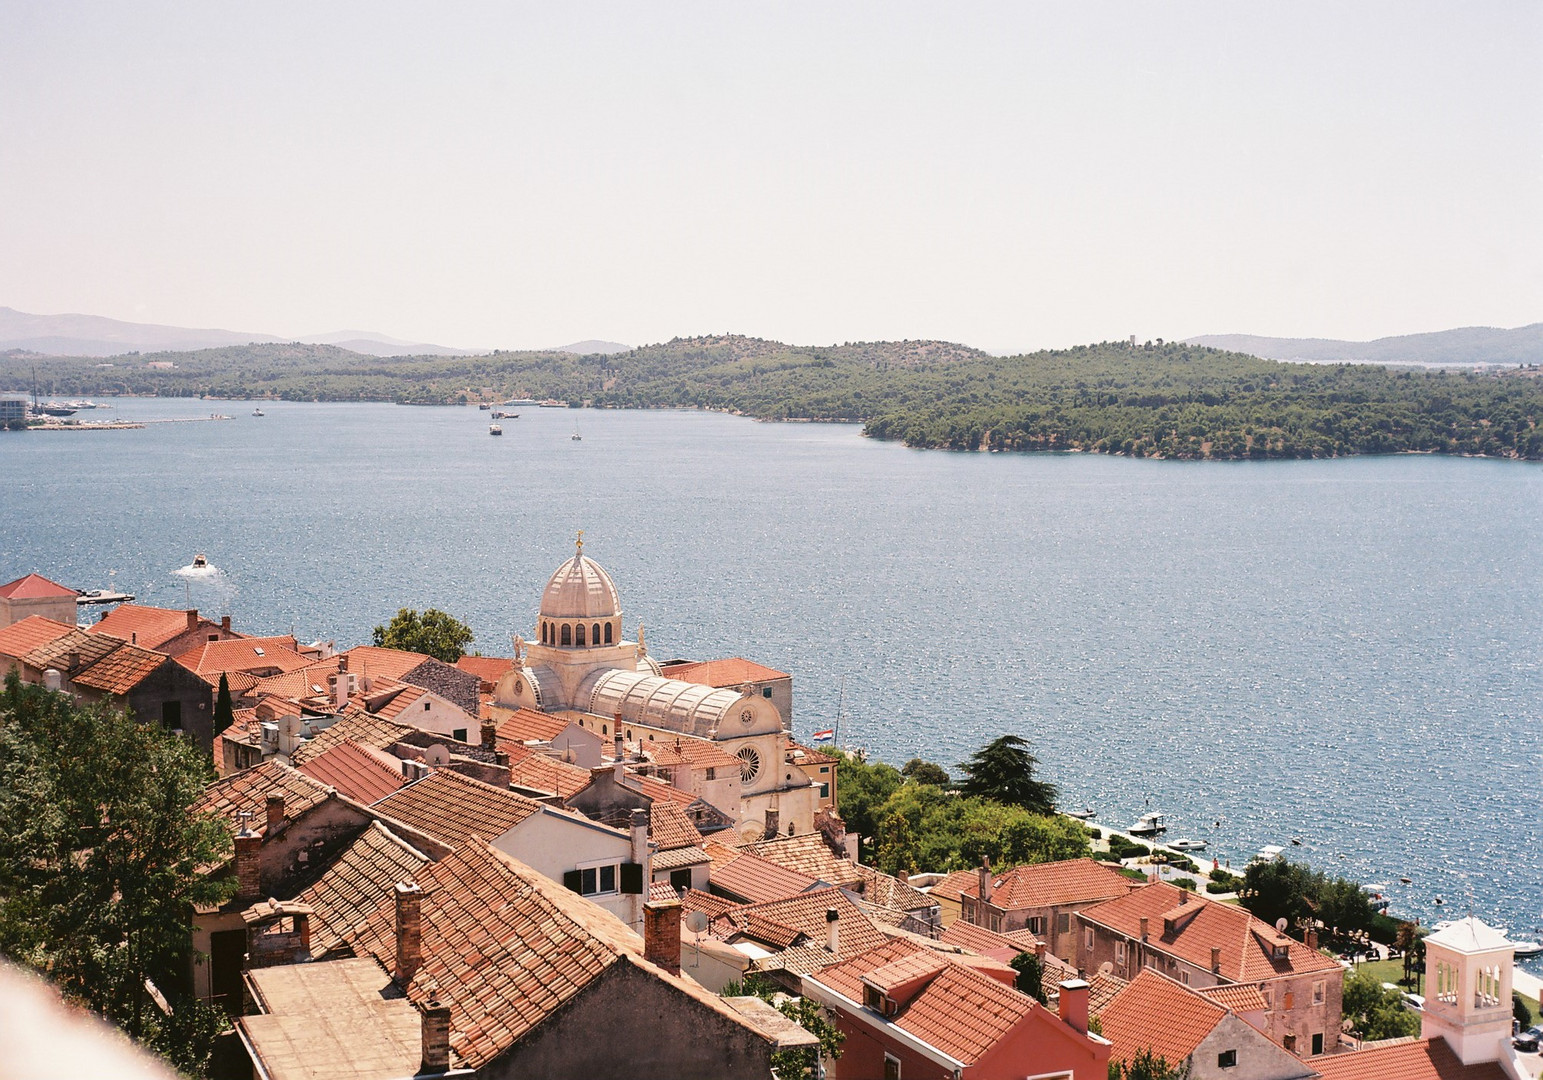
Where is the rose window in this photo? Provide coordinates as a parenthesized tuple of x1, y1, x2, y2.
(737, 746, 761, 784)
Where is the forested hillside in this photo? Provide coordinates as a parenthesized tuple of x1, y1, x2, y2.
(6, 335, 1540, 460)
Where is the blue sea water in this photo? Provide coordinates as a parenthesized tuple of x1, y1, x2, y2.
(3, 398, 1540, 961)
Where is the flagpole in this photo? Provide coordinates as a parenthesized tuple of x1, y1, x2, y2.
(833, 674, 845, 750)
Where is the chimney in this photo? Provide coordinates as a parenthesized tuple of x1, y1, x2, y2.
(1139, 917, 1150, 942)
(394, 882, 424, 984)
(896, 869, 909, 886)
(186, 609, 199, 630)
(613, 717, 624, 762)
(1211, 946, 1222, 973)
(1306, 927, 1319, 951)
(763, 808, 780, 840)
(338, 653, 349, 673)
(67, 651, 80, 672)
(333, 671, 348, 711)
(480, 720, 497, 750)
(1178, 890, 1188, 905)
(265, 793, 285, 836)
(234, 834, 262, 900)
(643, 900, 682, 975)
(221, 615, 231, 633)
(630, 808, 649, 867)
(1034, 939, 1048, 959)
(295, 909, 312, 957)
(420, 1000, 451, 1073)
(826, 907, 840, 954)
(978, 857, 993, 906)
(43, 669, 61, 692)
(1058, 979, 1090, 1035)
(130, 631, 137, 646)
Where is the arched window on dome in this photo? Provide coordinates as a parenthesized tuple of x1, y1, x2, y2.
(575, 623, 586, 647)
(592, 623, 601, 646)
(604, 622, 613, 644)
(541, 622, 548, 645)
(561, 624, 572, 646)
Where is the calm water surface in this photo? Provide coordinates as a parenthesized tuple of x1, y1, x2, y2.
(3, 399, 1540, 958)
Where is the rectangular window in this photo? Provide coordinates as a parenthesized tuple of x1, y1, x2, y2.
(600, 864, 616, 893)
(161, 700, 182, 731)
(883, 1053, 901, 1080)
(574, 862, 621, 897)
(1283, 1034, 1297, 1053)
(1028, 916, 1045, 935)
(762, 687, 773, 698)
(452, 728, 467, 742)
(423, 701, 431, 711)
(1085, 927, 1094, 951)
(1115, 941, 1126, 965)
(1262, 987, 1274, 1010)
(669, 868, 692, 892)
(1311, 1033, 1323, 1056)
(819, 783, 829, 798)
(819, 766, 829, 773)
(705, 767, 716, 781)
(1312, 980, 1325, 1005)
(1179, 971, 1190, 986)
(1057, 912, 1071, 934)
(989, 913, 1002, 932)
(864, 985, 884, 1012)
(1217, 1049, 1237, 1069)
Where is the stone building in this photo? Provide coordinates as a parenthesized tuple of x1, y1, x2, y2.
(0, 572, 79, 628)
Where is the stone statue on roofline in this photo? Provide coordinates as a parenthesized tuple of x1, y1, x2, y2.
(637, 622, 647, 658)
(511, 635, 525, 668)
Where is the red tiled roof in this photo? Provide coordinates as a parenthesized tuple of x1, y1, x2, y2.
(0, 572, 76, 599)
(454, 655, 513, 686)
(645, 734, 742, 772)
(659, 657, 790, 687)
(176, 636, 310, 676)
(704, 840, 820, 904)
(371, 768, 540, 848)
(649, 799, 705, 850)
(289, 712, 414, 766)
(345, 839, 770, 1069)
(494, 706, 572, 745)
(1079, 880, 1342, 982)
(1098, 970, 1226, 1067)
(194, 761, 334, 837)
(736, 833, 864, 888)
(72, 643, 176, 695)
(812, 938, 1042, 1065)
(86, 604, 204, 650)
(369, 683, 431, 720)
(625, 771, 701, 807)
(1312, 1039, 1508, 1080)
(291, 821, 430, 955)
(934, 857, 1135, 910)
(339, 645, 430, 682)
(939, 920, 1029, 962)
(249, 659, 344, 702)
(1199, 982, 1268, 1012)
(722, 887, 889, 970)
(298, 739, 408, 805)
(0, 615, 76, 658)
(21, 628, 122, 673)
(505, 748, 592, 799)
(682, 888, 744, 922)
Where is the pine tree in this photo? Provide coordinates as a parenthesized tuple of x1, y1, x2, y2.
(957, 735, 1059, 814)
(213, 672, 234, 734)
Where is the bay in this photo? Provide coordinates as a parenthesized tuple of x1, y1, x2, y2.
(3, 397, 1540, 961)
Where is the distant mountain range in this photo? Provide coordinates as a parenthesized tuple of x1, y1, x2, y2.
(0, 306, 634, 359)
(1185, 324, 1543, 367)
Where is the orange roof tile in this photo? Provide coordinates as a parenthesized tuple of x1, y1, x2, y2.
(454, 655, 513, 686)
(86, 604, 205, 650)
(682, 888, 744, 922)
(704, 840, 820, 904)
(345, 840, 771, 1069)
(249, 659, 344, 702)
(1079, 880, 1342, 982)
(934, 857, 1135, 910)
(722, 887, 889, 971)
(653, 844, 710, 872)
(297, 739, 408, 805)
(659, 657, 790, 687)
(1312, 1038, 1507, 1080)
(289, 712, 414, 766)
(493, 706, 572, 745)
(371, 769, 540, 848)
(645, 734, 742, 772)
(368, 683, 431, 720)
(339, 645, 430, 682)
(1098, 970, 1227, 1067)
(22, 628, 122, 673)
(736, 833, 864, 888)
(0, 572, 77, 599)
(1199, 982, 1268, 1013)
(290, 821, 430, 955)
(194, 761, 334, 837)
(939, 920, 1029, 962)
(72, 643, 176, 695)
(812, 938, 1042, 1065)
(0, 615, 76, 658)
(649, 799, 705, 850)
(176, 636, 310, 676)
(505, 749, 591, 798)
(624, 771, 701, 807)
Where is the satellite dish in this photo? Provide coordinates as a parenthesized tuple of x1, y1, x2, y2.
(1275, 918, 1288, 932)
(425, 745, 451, 765)
(685, 911, 710, 935)
(1098, 962, 1113, 976)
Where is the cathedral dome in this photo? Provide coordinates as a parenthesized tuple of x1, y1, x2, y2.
(539, 543, 621, 621)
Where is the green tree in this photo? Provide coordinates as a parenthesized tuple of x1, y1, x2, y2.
(213, 672, 234, 734)
(901, 758, 951, 787)
(0, 674, 235, 1071)
(1010, 950, 1046, 1004)
(833, 750, 903, 854)
(721, 975, 843, 1078)
(957, 734, 1059, 814)
(1342, 970, 1420, 1041)
(371, 607, 475, 662)
(1109, 1049, 1192, 1079)
(1395, 921, 1420, 986)
(875, 810, 919, 876)
(1238, 858, 1316, 931)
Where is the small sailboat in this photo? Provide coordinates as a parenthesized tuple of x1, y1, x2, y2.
(570, 422, 582, 441)
(252, 407, 265, 416)
(489, 424, 503, 436)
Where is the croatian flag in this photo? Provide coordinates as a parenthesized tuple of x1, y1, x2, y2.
(811, 729, 835, 744)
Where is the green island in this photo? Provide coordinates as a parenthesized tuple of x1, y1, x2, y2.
(7, 335, 1541, 459)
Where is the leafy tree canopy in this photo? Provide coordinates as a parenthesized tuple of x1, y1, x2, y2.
(1109, 1049, 1193, 1080)
(720, 974, 843, 1078)
(1342, 970, 1420, 1041)
(371, 607, 475, 663)
(957, 734, 1059, 814)
(901, 758, 951, 787)
(1239, 858, 1374, 946)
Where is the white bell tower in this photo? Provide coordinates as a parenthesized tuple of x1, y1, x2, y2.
(1419, 916, 1514, 1067)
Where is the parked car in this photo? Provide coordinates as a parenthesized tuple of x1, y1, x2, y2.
(1402, 992, 1425, 1011)
(1514, 1026, 1542, 1053)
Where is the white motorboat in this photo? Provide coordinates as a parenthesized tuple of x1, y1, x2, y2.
(1512, 940, 1543, 959)
(1065, 806, 1096, 820)
(252, 408, 265, 416)
(489, 424, 503, 436)
(1129, 812, 1168, 837)
(1252, 844, 1286, 863)
(1169, 837, 1207, 852)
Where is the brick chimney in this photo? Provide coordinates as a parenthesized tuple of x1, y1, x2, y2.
(186, 609, 199, 630)
(1139, 917, 1150, 942)
(1211, 946, 1222, 973)
(978, 857, 993, 905)
(221, 615, 232, 633)
(613, 717, 624, 762)
(897, 869, 909, 886)
(265, 793, 285, 836)
(480, 720, 497, 750)
(763, 808, 780, 840)
(67, 651, 80, 672)
(394, 882, 424, 985)
(643, 900, 682, 976)
(826, 907, 840, 954)
(234, 834, 262, 900)
(1058, 978, 1090, 1035)
(1305, 927, 1319, 951)
(420, 1000, 451, 1073)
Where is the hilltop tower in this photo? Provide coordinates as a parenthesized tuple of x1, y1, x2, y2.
(1419, 916, 1514, 1067)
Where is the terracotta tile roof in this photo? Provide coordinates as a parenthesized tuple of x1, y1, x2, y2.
(370, 768, 540, 848)
(649, 799, 705, 850)
(289, 713, 413, 766)
(0, 572, 76, 599)
(345, 839, 771, 1069)
(737, 913, 810, 950)
(290, 821, 430, 955)
(71, 642, 176, 695)
(645, 734, 742, 772)
(339, 645, 430, 682)
(786, 739, 838, 762)
(454, 655, 513, 686)
(194, 761, 334, 837)
(649, 880, 680, 902)
(704, 840, 821, 904)
(1003, 926, 1045, 951)
(216, 670, 262, 698)
(864, 949, 951, 994)
(940, 920, 1029, 962)
(175, 636, 310, 676)
(22, 628, 122, 673)
(219, 712, 262, 749)
(811, 938, 1042, 1065)
(250, 659, 344, 702)
(297, 739, 408, 805)
(368, 684, 431, 720)
(658, 657, 790, 687)
(724, 887, 889, 971)
(1079, 880, 1342, 982)
(1086, 970, 1129, 1013)
(0, 615, 77, 657)
(682, 888, 744, 922)
(856, 866, 936, 912)
(1199, 982, 1268, 1012)
(624, 770, 701, 807)
(1098, 970, 1226, 1067)
(935, 857, 1136, 910)
(653, 844, 711, 872)
(493, 706, 572, 745)
(1311, 1038, 1508, 1080)
(737, 833, 863, 888)
(505, 749, 592, 799)
(86, 604, 205, 650)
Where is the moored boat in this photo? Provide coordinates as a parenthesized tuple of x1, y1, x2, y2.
(1129, 811, 1167, 836)
(1169, 837, 1207, 851)
(489, 424, 502, 436)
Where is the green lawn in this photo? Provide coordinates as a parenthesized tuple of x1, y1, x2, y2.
(1345, 958, 1540, 1025)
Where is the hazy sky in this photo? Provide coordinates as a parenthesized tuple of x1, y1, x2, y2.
(2, 2, 1539, 352)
